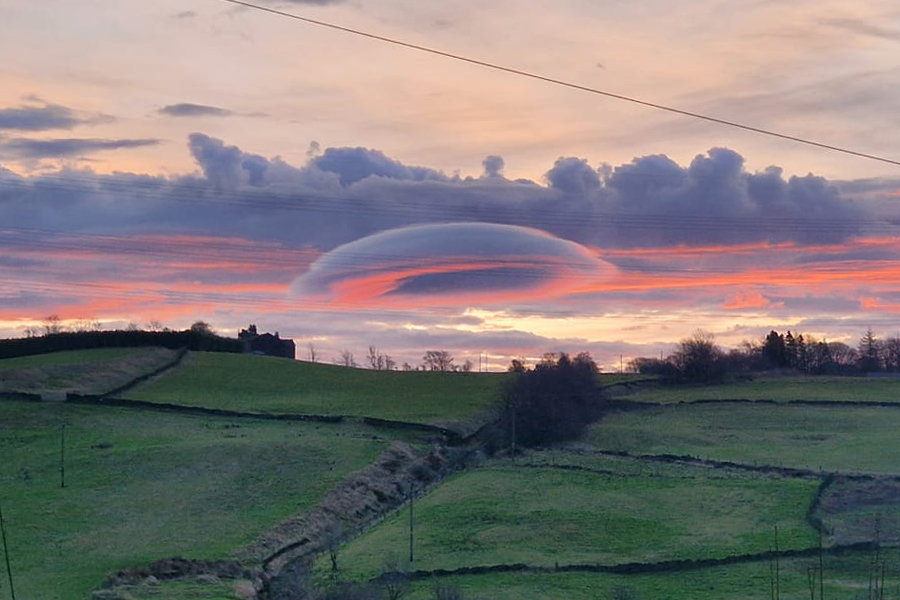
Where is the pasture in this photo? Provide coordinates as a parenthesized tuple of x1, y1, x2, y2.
(126, 352, 508, 429)
(0, 400, 391, 600)
(0, 347, 178, 395)
(587, 403, 900, 475)
(327, 462, 819, 580)
(619, 375, 900, 404)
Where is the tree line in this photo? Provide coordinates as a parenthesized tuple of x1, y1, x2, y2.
(0, 320, 241, 360)
(631, 328, 900, 383)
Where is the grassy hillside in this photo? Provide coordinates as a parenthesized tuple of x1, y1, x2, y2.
(588, 403, 900, 475)
(388, 550, 900, 600)
(0, 346, 178, 395)
(127, 352, 508, 429)
(0, 400, 392, 600)
(327, 461, 819, 580)
(620, 375, 900, 404)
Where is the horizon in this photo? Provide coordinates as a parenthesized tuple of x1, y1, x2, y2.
(2, 1, 899, 372)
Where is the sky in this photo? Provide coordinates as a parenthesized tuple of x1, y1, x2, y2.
(2, 0, 900, 370)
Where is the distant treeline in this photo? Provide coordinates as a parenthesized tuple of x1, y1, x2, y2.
(631, 327, 900, 383)
(0, 329, 241, 360)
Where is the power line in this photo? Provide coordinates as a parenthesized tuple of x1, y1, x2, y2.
(219, 0, 900, 168)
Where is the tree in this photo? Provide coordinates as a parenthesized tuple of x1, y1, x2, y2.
(337, 350, 356, 368)
(422, 350, 454, 372)
(307, 343, 319, 363)
(189, 320, 213, 335)
(145, 320, 165, 332)
(366, 346, 395, 370)
(379, 556, 409, 600)
(671, 330, 724, 383)
(42, 314, 64, 335)
(883, 336, 900, 372)
(500, 352, 604, 448)
(367, 346, 383, 370)
(857, 328, 882, 372)
(828, 341, 856, 368)
(761, 330, 787, 368)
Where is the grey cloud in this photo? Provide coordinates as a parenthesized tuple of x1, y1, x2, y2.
(1, 134, 886, 255)
(312, 147, 448, 187)
(188, 133, 268, 189)
(482, 155, 504, 178)
(159, 103, 234, 118)
(546, 157, 602, 195)
(0, 103, 111, 131)
(0, 137, 159, 160)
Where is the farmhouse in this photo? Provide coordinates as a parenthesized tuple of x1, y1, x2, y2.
(238, 324, 295, 359)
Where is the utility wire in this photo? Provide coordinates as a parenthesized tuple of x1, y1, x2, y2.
(219, 0, 900, 168)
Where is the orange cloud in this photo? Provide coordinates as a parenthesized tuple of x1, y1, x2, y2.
(723, 289, 773, 310)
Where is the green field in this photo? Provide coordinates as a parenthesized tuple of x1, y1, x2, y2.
(0, 347, 178, 395)
(0, 400, 392, 600)
(588, 403, 900, 475)
(328, 463, 819, 581)
(126, 352, 508, 429)
(620, 375, 900, 404)
(0, 348, 152, 371)
(387, 549, 900, 600)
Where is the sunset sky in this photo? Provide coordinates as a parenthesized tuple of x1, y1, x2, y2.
(2, 0, 899, 370)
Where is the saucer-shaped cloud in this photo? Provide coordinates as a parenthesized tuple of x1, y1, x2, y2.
(292, 222, 615, 306)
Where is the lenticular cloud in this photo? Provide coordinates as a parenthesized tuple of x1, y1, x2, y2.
(291, 222, 615, 306)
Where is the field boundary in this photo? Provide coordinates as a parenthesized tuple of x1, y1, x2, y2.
(0, 391, 44, 402)
(583, 448, 898, 481)
(612, 398, 900, 409)
(375, 541, 882, 581)
(99, 347, 190, 398)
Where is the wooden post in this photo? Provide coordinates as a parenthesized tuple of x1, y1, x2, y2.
(59, 424, 66, 489)
(819, 530, 825, 600)
(0, 501, 16, 600)
(408, 486, 414, 565)
(774, 525, 780, 600)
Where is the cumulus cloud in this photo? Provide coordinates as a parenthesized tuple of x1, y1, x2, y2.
(482, 155, 504, 178)
(0, 102, 111, 131)
(1, 134, 884, 254)
(159, 103, 234, 117)
(292, 222, 616, 306)
(0, 137, 159, 160)
(311, 147, 447, 186)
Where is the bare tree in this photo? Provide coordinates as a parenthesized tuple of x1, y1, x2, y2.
(307, 343, 319, 363)
(884, 336, 900, 372)
(422, 350, 454, 372)
(72, 319, 101, 332)
(368, 346, 384, 370)
(42, 314, 63, 335)
(337, 350, 357, 367)
(380, 556, 409, 600)
(145, 320, 165, 332)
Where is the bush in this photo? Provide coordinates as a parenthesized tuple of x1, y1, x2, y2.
(499, 352, 605, 448)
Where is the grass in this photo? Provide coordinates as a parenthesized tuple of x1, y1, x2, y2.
(389, 549, 900, 600)
(327, 463, 819, 581)
(0, 347, 178, 395)
(619, 375, 900, 404)
(0, 400, 392, 600)
(118, 578, 239, 600)
(0, 348, 148, 371)
(127, 352, 508, 429)
(588, 403, 900, 475)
